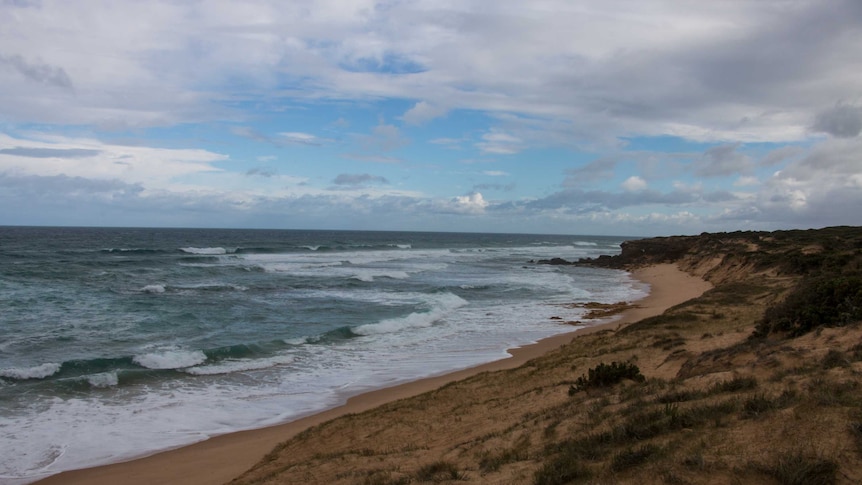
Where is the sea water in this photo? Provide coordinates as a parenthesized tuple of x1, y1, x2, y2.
(0, 227, 646, 483)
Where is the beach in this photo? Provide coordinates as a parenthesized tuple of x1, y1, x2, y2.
(35, 263, 711, 485)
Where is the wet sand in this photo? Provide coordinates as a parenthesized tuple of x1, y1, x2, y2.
(35, 263, 711, 485)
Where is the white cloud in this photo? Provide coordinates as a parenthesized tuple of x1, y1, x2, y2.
(734, 176, 760, 187)
(0, 0, 857, 147)
(401, 101, 448, 125)
(476, 131, 522, 155)
(621, 176, 647, 192)
(278, 132, 326, 146)
(482, 170, 509, 177)
(447, 192, 488, 214)
(0, 133, 226, 188)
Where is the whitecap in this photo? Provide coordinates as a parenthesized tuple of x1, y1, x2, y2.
(353, 293, 468, 336)
(86, 372, 119, 388)
(132, 349, 207, 370)
(349, 270, 410, 282)
(179, 247, 228, 255)
(141, 284, 166, 293)
(183, 355, 295, 376)
(0, 362, 62, 380)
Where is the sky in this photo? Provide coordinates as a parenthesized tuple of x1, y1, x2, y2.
(1, 0, 861, 236)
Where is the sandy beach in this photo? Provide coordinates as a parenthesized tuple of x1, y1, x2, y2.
(35, 263, 711, 485)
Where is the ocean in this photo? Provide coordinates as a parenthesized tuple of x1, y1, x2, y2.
(0, 227, 645, 483)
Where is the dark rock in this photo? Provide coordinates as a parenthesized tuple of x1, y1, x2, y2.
(535, 257, 574, 265)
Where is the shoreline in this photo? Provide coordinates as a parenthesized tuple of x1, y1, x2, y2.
(34, 263, 711, 485)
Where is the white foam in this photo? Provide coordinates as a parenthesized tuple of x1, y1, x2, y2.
(183, 354, 295, 376)
(179, 247, 228, 255)
(353, 293, 468, 336)
(0, 362, 61, 380)
(349, 270, 410, 282)
(86, 372, 119, 388)
(573, 241, 598, 246)
(179, 283, 248, 292)
(132, 349, 207, 370)
(141, 284, 166, 294)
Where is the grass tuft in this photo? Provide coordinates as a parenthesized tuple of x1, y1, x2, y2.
(415, 461, 464, 482)
(821, 349, 850, 369)
(533, 456, 592, 485)
(755, 451, 838, 485)
(610, 444, 661, 472)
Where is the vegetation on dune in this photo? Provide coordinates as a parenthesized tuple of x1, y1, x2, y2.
(568, 361, 645, 395)
(754, 274, 862, 337)
(231, 226, 862, 485)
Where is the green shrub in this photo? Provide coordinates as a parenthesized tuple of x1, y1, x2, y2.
(568, 362, 645, 394)
(755, 275, 862, 337)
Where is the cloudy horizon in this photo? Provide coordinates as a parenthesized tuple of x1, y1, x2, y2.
(1, 0, 861, 236)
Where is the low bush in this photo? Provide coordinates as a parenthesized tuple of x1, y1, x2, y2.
(610, 444, 661, 472)
(533, 456, 592, 485)
(754, 451, 837, 485)
(415, 461, 463, 482)
(568, 362, 645, 395)
(754, 275, 862, 337)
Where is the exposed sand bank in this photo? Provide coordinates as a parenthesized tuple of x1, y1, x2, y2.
(34, 263, 711, 485)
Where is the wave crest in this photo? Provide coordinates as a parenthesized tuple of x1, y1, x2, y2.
(0, 362, 62, 380)
(132, 349, 207, 370)
(353, 293, 468, 336)
(179, 247, 229, 255)
(183, 354, 295, 376)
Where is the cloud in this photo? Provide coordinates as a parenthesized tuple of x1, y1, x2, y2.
(759, 145, 805, 167)
(516, 186, 736, 214)
(621, 175, 647, 192)
(278, 132, 326, 146)
(564, 157, 618, 186)
(246, 167, 276, 178)
(476, 131, 522, 155)
(355, 120, 410, 153)
(0, 54, 73, 89)
(333, 173, 390, 186)
(232, 127, 330, 147)
(0, 133, 227, 187)
(811, 104, 862, 138)
(1, 0, 859, 145)
(430, 137, 465, 149)
(447, 192, 488, 214)
(482, 170, 509, 177)
(734, 176, 760, 187)
(401, 101, 448, 125)
(341, 153, 404, 164)
(695, 143, 753, 177)
(0, 147, 100, 158)
(473, 182, 515, 192)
